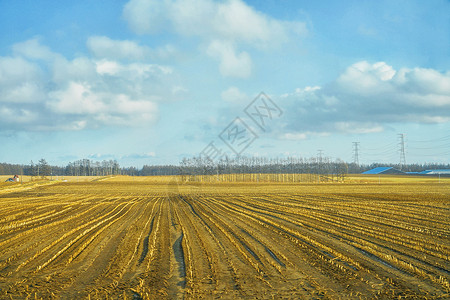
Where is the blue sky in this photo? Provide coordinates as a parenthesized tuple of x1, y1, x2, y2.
(1, 0, 449, 167)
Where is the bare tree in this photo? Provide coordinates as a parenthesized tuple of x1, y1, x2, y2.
(38, 159, 51, 178)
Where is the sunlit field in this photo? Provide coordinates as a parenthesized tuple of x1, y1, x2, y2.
(0, 175, 448, 299)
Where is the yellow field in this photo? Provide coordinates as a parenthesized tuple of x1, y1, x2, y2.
(0, 176, 448, 299)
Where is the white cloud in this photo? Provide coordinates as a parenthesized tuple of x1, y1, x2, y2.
(12, 38, 55, 61)
(281, 132, 307, 140)
(95, 59, 122, 75)
(48, 83, 159, 127)
(0, 106, 37, 124)
(123, 152, 156, 159)
(0, 56, 42, 85)
(292, 86, 321, 94)
(122, 0, 169, 34)
(70, 120, 88, 130)
(0, 82, 45, 103)
(221, 86, 247, 103)
(212, 0, 286, 44)
(122, 0, 307, 77)
(0, 56, 46, 105)
(168, 0, 216, 37)
(47, 60, 163, 125)
(334, 122, 384, 134)
(87, 36, 155, 60)
(128, 0, 307, 45)
(400, 68, 450, 95)
(113, 94, 157, 118)
(336, 61, 396, 95)
(210, 0, 306, 46)
(48, 82, 105, 115)
(52, 57, 98, 84)
(207, 40, 251, 78)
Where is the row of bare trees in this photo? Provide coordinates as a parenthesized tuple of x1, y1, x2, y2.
(65, 159, 120, 176)
(175, 155, 349, 181)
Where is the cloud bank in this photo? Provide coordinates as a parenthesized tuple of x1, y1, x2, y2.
(279, 61, 450, 138)
(0, 38, 183, 131)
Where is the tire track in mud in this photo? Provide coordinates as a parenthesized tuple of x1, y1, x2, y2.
(172, 233, 186, 288)
(177, 195, 247, 298)
(171, 196, 229, 296)
(138, 216, 155, 265)
(166, 197, 187, 299)
(122, 197, 160, 280)
(239, 228, 285, 268)
(173, 193, 251, 297)
(131, 198, 172, 299)
(168, 230, 186, 299)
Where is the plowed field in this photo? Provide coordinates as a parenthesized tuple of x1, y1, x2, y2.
(0, 177, 448, 299)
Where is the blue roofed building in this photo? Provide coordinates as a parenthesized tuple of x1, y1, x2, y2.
(362, 167, 405, 175)
(363, 168, 450, 176)
(418, 169, 450, 175)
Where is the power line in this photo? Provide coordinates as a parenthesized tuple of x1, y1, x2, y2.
(363, 142, 397, 151)
(408, 134, 450, 143)
(360, 147, 397, 156)
(408, 151, 450, 157)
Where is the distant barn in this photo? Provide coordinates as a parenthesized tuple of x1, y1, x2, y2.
(362, 167, 405, 175)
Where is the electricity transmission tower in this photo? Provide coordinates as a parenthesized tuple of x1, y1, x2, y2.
(398, 134, 406, 170)
(317, 150, 324, 163)
(352, 142, 360, 165)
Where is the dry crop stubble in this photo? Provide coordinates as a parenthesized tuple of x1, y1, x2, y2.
(0, 175, 448, 299)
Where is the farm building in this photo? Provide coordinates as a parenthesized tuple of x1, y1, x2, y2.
(363, 168, 450, 176)
(418, 169, 450, 175)
(5, 175, 19, 182)
(362, 167, 405, 175)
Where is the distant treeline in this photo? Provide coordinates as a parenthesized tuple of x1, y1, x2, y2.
(1, 157, 449, 177)
(0, 159, 121, 177)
